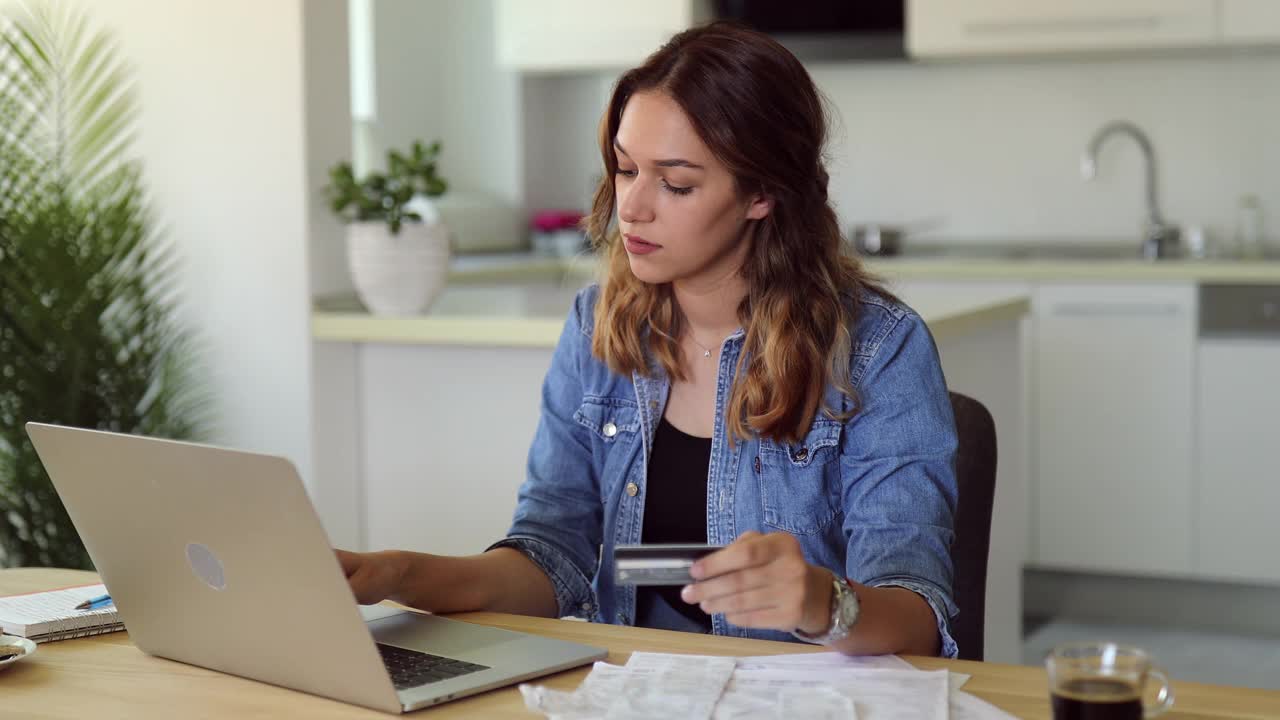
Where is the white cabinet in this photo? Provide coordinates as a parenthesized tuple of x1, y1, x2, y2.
(359, 343, 552, 557)
(495, 0, 699, 72)
(908, 0, 1218, 58)
(1219, 0, 1280, 44)
(1196, 340, 1280, 584)
(1032, 284, 1196, 576)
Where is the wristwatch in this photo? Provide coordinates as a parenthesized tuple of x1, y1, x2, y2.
(791, 570, 860, 645)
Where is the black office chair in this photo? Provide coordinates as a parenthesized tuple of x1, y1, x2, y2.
(947, 391, 998, 662)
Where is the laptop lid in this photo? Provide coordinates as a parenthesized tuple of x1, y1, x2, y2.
(25, 422, 402, 714)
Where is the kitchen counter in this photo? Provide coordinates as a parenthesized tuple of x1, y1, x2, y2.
(311, 280, 1030, 347)
(434, 245, 1280, 285)
(850, 238, 1280, 283)
(866, 256, 1280, 283)
(312, 284, 577, 348)
(312, 238, 1280, 347)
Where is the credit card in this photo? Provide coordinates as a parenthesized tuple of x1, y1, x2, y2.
(614, 543, 724, 586)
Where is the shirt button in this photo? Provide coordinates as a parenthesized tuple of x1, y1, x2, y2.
(794, 447, 809, 462)
(603, 422, 617, 438)
(753, 456, 762, 474)
(581, 602, 593, 612)
(649, 400, 658, 409)
(625, 482, 639, 497)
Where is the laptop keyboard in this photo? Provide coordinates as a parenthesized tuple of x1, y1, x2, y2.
(376, 643, 490, 691)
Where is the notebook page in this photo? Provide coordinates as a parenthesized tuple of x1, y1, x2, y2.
(0, 583, 118, 637)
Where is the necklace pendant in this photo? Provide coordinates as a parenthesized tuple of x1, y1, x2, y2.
(704, 349, 712, 358)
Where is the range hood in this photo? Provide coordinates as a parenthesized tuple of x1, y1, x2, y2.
(711, 0, 907, 62)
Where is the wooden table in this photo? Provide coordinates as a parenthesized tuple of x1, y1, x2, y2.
(2, 569, 1277, 718)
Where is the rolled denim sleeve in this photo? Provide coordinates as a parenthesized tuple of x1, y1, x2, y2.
(841, 305, 960, 659)
(486, 288, 602, 619)
(869, 577, 959, 660)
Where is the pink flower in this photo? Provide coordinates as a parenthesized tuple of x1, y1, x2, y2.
(531, 210, 585, 232)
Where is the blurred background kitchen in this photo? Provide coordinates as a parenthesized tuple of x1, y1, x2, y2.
(4, 0, 1279, 690)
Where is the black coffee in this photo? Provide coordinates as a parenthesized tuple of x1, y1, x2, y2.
(1051, 677, 1142, 720)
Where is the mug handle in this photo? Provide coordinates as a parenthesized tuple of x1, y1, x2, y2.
(1144, 668, 1175, 718)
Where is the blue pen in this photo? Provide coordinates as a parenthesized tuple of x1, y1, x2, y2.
(74, 593, 113, 610)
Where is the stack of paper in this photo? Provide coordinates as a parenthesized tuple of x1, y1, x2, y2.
(520, 651, 1017, 720)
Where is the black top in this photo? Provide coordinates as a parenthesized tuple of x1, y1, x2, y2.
(637, 416, 713, 632)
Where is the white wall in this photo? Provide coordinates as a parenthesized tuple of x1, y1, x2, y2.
(364, 0, 522, 205)
(86, 0, 316, 486)
(305, 3, 356, 302)
(521, 73, 617, 212)
(808, 54, 1279, 244)
(525, 52, 1280, 247)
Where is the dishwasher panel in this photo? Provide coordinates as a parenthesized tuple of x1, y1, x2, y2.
(1199, 284, 1280, 339)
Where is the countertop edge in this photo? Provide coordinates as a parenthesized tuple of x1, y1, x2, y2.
(457, 254, 1280, 284)
(866, 259, 1280, 283)
(312, 313, 565, 348)
(312, 295, 1032, 348)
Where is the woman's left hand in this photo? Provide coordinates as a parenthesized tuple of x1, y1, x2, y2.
(680, 530, 834, 634)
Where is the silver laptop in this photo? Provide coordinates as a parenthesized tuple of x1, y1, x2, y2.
(25, 422, 606, 714)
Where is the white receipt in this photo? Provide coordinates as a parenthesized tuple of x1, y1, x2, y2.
(521, 651, 1017, 720)
(718, 666, 949, 720)
(521, 653, 734, 720)
(737, 653, 972, 694)
(612, 654, 737, 719)
(778, 686, 857, 719)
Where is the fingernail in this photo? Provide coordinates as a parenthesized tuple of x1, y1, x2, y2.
(681, 585, 694, 602)
(689, 562, 703, 580)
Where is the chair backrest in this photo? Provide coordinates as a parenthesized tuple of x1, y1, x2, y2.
(947, 391, 998, 662)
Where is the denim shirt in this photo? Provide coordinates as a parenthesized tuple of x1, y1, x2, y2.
(489, 283, 960, 658)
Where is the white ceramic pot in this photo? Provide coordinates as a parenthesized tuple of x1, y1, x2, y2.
(345, 220, 450, 315)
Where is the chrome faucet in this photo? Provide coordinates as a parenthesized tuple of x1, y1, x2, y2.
(1081, 120, 1180, 259)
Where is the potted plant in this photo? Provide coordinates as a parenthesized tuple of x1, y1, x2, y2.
(325, 141, 451, 315)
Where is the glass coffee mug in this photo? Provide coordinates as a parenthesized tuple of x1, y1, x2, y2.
(1047, 642, 1174, 719)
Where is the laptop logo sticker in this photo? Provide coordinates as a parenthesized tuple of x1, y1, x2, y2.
(186, 543, 227, 590)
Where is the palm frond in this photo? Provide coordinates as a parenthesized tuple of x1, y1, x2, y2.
(0, 1, 209, 568)
(1, 1, 137, 194)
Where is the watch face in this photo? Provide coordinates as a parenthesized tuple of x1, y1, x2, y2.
(836, 583, 860, 629)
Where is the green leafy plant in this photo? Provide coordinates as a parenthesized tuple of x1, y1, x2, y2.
(0, 2, 209, 568)
(325, 140, 449, 235)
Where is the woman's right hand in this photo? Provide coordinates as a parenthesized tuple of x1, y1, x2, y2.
(335, 549, 407, 605)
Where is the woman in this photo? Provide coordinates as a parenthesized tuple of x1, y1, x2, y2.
(337, 22, 959, 658)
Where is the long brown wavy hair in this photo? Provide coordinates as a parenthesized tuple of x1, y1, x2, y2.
(587, 22, 886, 445)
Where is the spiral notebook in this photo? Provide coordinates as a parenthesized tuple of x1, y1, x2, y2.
(0, 582, 124, 643)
